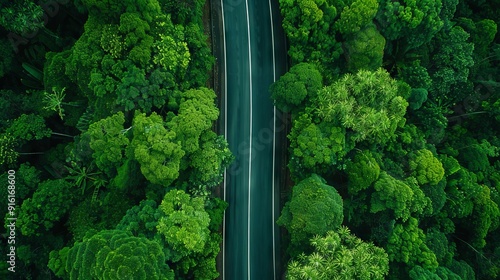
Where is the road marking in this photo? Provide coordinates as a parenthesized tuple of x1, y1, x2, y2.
(221, 0, 228, 278)
(268, 0, 277, 279)
(244, 0, 253, 278)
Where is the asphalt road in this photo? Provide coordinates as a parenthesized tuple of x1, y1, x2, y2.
(218, 0, 287, 279)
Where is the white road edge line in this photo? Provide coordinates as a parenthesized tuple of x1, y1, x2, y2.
(245, 0, 253, 278)
(221, 0, 228, 278)
(268, 0, 277, 279)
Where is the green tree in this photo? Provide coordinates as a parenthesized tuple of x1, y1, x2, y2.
(407, 88, 429, 110)
(409, 149, 445, 186)
(0, 133, 19, 166)
(465, 185, 500, 248)
(62, 229, 174, 280)
(345, 149, 380, 195)
(86, 111, 130, 175)
(288, 112, 346, 180)
(167, 88, 219, 154)
(386, 217, 439, 270)
(376, 0, 444, 50)
(287, 226, 389, 280)
(279, 0, 342, 75)
(315, 68, 408, 143)
(4, 113, 52, 142)
(45, 0, 208, 116)
(131, 112, 185, 186)
(187, 132, 234, 192)
(17, 179, 75, 236)
(335, 0, 378, 35)
(0, 0, 44, 34)
(270, 62, 323, 114)
(370, 172, 414, 221)
(343, 24, 386, 72)
(156, 189, 211, 261)
(428, 26, 474, 105)
(277, 174, 344, 255)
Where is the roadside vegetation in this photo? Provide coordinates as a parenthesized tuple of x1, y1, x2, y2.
(273, 0, 500, 279)
(0, 0, 230, 279)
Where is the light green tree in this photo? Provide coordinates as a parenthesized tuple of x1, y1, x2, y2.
(131, 112, 185, 186)
(86, 111, 130, 175)
(386, 217, 438, 270)
(287, 226, 389, 280)
(156, 189, 211, 261)
(409, 149, 445, 186)
(315, 68, 408, 143)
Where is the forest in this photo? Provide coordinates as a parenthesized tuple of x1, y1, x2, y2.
(272, 0, 500, 279)
(0, 0, 231, 279)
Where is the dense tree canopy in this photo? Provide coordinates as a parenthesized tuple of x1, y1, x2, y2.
(274, 0, 500, 278)
(0, 0, 228, 278)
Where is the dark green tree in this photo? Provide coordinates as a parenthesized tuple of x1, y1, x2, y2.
(343, 24, 386, 72)
(17, 179, 75, 236)
(345, 149, 380, 195)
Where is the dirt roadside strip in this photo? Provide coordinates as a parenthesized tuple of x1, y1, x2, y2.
(204, 0, 226, 278)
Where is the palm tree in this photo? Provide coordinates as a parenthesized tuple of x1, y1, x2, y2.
(66, 161, 107, 195)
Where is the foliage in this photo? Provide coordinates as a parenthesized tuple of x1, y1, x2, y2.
(376, 0, 444, 50)
(270, 62, 323, 114)
(386, 217, 439, 270)
(315, 68, 408, 143)
(287, 226, 389, 280)
(62, 229, 174, 280)
(343, 24, 386, 72)
(0, 0, 44, 34)
(156, 189, 211, 260)
(465, 185, 500, 248)
(167, 88, 219, 154)
(408, 88, 429, 110)
(346, 149, 380, 194)
(0, 38, 13, 79)
(4, 113, 52, 143)
(335, 0, 378, 36)
(116, 199, 161, 239)
(0, 133, 19, 166)
(131, 112, 185, 186)
(409, 149, 445, 186)
(370, 172, 414, 221)
(17, 179, 75, 236)
(428, 26, 475, 105)
(278, 0, 342, 74)
(277, 174, 343, 255)
(86, 111, 130, 175)
(288, 112, 346, 180)
(187, 132, 234, 191)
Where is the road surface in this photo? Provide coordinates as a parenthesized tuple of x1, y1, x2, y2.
(216, 0, 287, 278)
